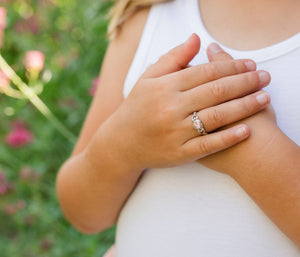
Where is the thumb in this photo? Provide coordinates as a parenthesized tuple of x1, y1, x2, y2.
(142, 33, 200, 79)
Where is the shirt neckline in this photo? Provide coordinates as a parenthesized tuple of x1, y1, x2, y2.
(185, 0, 300, 63)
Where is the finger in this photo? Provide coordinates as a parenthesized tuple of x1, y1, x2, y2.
(141, 33, 200, 79)
(207, 43, 257, 71)
(166, 59, 256, 91)
(182, 70, 271, 113)
(184, 91, 270, 136)
(181, 124, 250, 159)
(207, 43, 233, 62)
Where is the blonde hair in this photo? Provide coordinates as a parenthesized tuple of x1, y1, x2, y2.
(107, 0, 172, 39)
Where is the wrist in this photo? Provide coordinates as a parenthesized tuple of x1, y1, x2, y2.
(229, 124, 284, 181)
(85, 117, 145, 177)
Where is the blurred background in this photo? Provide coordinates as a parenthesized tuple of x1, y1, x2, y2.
(0, 0, 115, 256)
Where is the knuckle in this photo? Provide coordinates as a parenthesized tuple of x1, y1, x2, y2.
(155, 104, 177, 129)
(198, 139, 212, 155)
(209, 80, 226, 99)
(153, 109, 172, 133)
(160, 104, 177, 118)
(234, 60, 247, 73)
(239, 97, 256, 115)
(242, 97, 256, 113)
(153, 78, 168, 95)
(208, 108, 224, 125)
(220, 132, 231, 148)
(201, 63, 217, 80)
(162, 50, 183, 69)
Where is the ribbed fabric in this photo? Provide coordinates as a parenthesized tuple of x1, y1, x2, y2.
(117, 0, 300, 256)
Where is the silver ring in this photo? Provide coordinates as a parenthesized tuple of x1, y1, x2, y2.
(192, 112, 207, 136)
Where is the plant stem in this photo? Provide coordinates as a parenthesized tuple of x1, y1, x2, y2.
(0, 54, 76, 143)
(1, 87, 25, 99)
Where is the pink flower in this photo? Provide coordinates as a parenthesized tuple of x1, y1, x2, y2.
(24, 50, 45, 73)
(3, 200, 26, 215)
(6, 126, 34, 147)
(0, 68, 10, 89)
(0, 8, 5, 48)
(19, 166, 40, 181)
(89, 77, 99, 96)
(14, 16, 40, 34)
(0, 7, 7, 30)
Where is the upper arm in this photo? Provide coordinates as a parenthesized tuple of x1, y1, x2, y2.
(72, 7, 150, 156)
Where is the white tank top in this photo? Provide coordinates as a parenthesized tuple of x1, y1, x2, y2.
(116, 0, 300, 256)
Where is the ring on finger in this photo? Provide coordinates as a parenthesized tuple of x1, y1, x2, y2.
(192, 112, 207, 136)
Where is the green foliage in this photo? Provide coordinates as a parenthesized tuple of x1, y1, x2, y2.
(0, 0, 115, 256)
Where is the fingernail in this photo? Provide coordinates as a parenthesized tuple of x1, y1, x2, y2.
(208, 43, 223, 54)
(258, 71, 270, 86)
(245, 61, 256, 71)
(235, 126, 248, 138)
(256, 92, 270, 105)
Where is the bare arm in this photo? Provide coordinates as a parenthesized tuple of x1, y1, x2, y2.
(199, 45, 300, 246)
(56, 8, 151, 234)
(234, 113, 300, 246)
(56, 11, 271, 234)
(72, 9, 150, 156)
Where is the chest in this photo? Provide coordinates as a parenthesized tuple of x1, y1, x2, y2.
(198, 0, 300, 50)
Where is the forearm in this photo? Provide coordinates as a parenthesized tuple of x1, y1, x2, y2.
(231, 127, 300, 246)
(56, 122, 143, 234)
(200, 108, 300, 245)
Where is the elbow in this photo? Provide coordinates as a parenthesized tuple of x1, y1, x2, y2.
(72, 219, 115, 235)
(56, 155, 117, 234)
(62, 205, 116, 235)
(56, 163, 116, 235)
(57, 186, 116, 234)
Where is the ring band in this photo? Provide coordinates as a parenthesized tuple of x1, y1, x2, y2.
(192, 112, 207, 136)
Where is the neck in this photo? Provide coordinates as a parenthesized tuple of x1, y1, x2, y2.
(198, 0, 300, 50)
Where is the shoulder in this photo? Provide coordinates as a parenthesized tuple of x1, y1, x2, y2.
(105, 7, 151, 77)
(114, 7, 151, 45)
(72, 7, 151, 155)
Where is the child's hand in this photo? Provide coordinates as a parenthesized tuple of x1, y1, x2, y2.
(98, 34, 270, 171)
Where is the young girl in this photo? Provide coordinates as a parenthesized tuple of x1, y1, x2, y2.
(56, 0, 300, 256)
